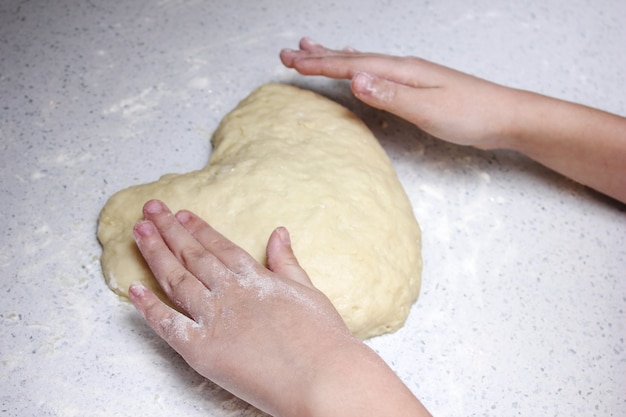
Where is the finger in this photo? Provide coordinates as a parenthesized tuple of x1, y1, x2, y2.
(281, 36, 386, 76)
(133, 217, 213, 319)
(142, 200, 231, 286)
(298, 37, 358, 55)
(298, 36, 326, 52)
(129, 281, 202, 357)
(282, 41, 451, 90)
(280, 38, 355, 68)
(285, 52, 425, 85)
(280, 48, 359, 74)
(266, 227, 313, 287)
(174, 209, 258, 276)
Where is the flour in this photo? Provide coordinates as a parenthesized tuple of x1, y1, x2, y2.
(162, 314, 202, 342)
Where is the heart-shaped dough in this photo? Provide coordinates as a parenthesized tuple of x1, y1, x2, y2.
(98, 83, 422, 339)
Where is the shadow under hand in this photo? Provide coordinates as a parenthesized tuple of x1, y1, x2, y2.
(286, 78, 615, 208)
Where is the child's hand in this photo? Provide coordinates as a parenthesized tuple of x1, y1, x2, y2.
(281, 37, 626, 203)
(280, 37, 512, 149)
(129, 199, 431, 417)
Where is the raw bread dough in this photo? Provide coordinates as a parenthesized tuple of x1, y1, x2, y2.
(98, 83, 422, 339)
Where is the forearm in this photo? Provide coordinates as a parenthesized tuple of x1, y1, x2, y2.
(281, 39, 626, 203)
(494, 89, 626, 203)
(300, 341, 431, 417)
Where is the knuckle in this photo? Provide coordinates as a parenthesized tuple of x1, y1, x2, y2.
(179, 245, 207, 268)
(164, 267, 191, 291)
(209, 237, 240, 255)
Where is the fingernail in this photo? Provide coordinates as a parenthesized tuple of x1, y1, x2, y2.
(353, 72, 374, 93)
(352, 73, 393, 102)
(275, 226, 291, 246)
(175, 210, 192, 224)
(144, 199, 163, 214)
(129, 281, 148, 298)
(134, 220, 156, 238)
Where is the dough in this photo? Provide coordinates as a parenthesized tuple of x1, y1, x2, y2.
(98, 83, 422, 339)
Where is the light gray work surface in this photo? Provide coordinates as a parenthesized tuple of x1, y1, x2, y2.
(1, 0, 625, 416)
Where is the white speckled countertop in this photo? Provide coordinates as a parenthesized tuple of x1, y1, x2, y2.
(1, 0, 625, 416)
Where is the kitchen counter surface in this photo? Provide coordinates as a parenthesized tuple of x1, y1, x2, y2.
(1, 0, 625, 416)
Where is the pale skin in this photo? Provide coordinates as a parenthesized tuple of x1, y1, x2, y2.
(129, 199, 431, 417)
(280, 38, 626, 204)
(129, 39, 625, 416)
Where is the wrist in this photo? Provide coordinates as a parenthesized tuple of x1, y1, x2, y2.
(299, 340, 431, 417)
(480, 86, 538, 151)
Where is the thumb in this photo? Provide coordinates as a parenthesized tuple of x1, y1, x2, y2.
(352, 72, 397, 104)
(350, 72, 431, 130)
(266, 227, 313, 287)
